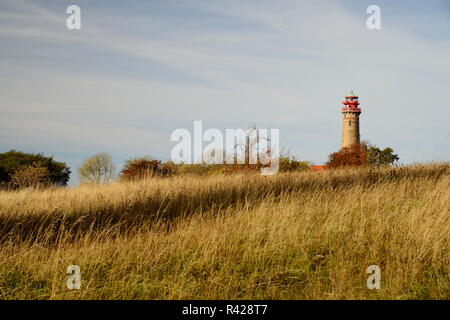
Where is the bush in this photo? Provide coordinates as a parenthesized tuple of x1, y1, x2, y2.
(120, 157, 172, 181)
(10, 164, 49, 189)
(326, 143, 367, 169)
(279, 157, 310, 172)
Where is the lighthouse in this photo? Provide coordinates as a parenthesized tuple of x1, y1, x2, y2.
(341, 91, 361, 149)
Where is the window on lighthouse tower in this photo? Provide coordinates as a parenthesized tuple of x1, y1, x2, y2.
(349, 120, 352, 126)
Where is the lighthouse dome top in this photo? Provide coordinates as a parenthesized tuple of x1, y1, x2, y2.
(345, 90, 358, 99)
(342, 90, 361, 112)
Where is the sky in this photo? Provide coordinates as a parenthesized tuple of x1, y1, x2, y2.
(0, 0, 449, 184)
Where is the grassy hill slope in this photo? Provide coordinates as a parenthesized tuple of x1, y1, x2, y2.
(0, 164, 448, 299)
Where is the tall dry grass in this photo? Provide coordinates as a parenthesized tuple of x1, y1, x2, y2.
(0, 164, 448, 299)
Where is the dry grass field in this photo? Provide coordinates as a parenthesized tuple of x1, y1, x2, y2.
(0, 164, 448, 299)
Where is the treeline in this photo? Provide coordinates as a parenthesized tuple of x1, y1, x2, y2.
(0, 142, 399, 189)
(77, 153, 311, 183)
(0, 150, 310, 189)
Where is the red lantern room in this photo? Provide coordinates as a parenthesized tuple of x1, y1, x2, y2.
(341, 91, 361, 113)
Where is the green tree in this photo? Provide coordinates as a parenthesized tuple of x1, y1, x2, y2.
(0, 150, 70, 186)
(78, 153, 116, 184)
(367, 145, 399, 167)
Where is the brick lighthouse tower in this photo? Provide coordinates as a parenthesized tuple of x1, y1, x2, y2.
(341, 91, 361, 149)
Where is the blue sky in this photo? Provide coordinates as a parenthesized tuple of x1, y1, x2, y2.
(1, 0, 449, 184)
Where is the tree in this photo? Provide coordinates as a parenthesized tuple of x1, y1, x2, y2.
(326, 143, 367, 169)
(326, 143, 399, 169)
(10, 164, 49, 189)
(0, 150, 70, 186)
(367, 145, 399, 167)
(78, 153, 116, 184)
